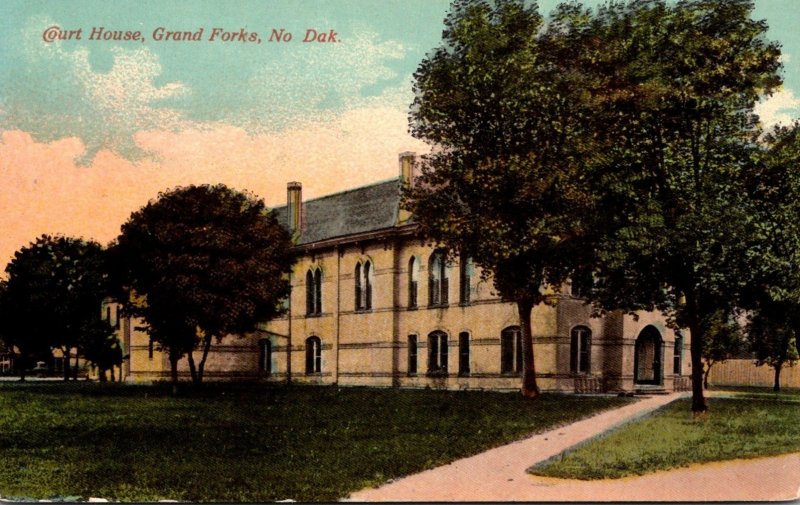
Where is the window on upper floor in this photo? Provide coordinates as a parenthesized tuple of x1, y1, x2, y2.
(570, 326, 592, 374)
(355, 260, 373, 311)
(501, 326, 523, 374)
(408, 256, 419, 309)
(306, 268, 322, 316)
(427, 331, 448, 375)
(305, 336, 322, 374)
(428, 251, 449, 307)
(459, 255, 474, 305)
(570, 269, 594, 298)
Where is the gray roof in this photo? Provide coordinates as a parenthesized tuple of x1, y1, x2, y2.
(273, 178, 402, 245)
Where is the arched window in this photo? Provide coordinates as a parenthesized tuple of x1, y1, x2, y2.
(314, 269, 322, 314)
(501, 326, 522, 374)
(408, 334, 418, 375)
(428, 251, 449, 307)
(570, 326, 592, 374)
(305, 336, 322, 374)
(355, 260, 373, 311)
(673, 334, 683, 374)
(259, 339, 272, 375)
(458, 331, 470, 376)
(364, 261, 372, 310)
(306, 268, 322, 316)
(408, 256, 419, 308)
(427, 331, 448, 374)
(459, 255, 474, 305)
(354, 262, 362, 310)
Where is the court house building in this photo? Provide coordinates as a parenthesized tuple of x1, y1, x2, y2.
(112, 153, 691, 393)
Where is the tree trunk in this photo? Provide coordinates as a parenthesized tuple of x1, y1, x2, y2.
(196, 333, 214, 386)
(73, 350, 80, 381)
(688, 319, 708, 412)
(98, 368, 107, 382)
(773, 361, 783, 392)
(169, 351, 180, 395)
(18, 352, 26, 382)
(110, 365, 116, 382)
(703, 361, 713, 389)
(517, 299, 540, 398)
(187, 352, 199, 385)
(63, 347, 71, 381)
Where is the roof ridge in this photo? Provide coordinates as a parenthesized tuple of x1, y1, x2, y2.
(271, 177, 400, 210)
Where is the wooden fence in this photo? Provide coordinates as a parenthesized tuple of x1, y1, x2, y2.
(707, 359, 800, 389)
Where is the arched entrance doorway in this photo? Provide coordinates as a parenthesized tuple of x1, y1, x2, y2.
(634, 326, 663, 385)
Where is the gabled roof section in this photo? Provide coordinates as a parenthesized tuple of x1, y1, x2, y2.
(272, 178, 403, 246)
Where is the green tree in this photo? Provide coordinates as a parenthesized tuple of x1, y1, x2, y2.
(701, 309, 744, 389)
(405, 0, 597, 397)
(747, 303, 799, 392)
(112, 184, 293, 386)
(0, 235, 110, 381)
(743, 123, 800, 392)
(80, 317, 122, 382)
(567, 0, 782, 412)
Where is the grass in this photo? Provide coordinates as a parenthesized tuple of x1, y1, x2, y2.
(531, 391, 800, 480)
(0, 382, 632, 502)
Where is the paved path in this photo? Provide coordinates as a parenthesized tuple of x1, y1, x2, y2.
(347, 392, 800, 502)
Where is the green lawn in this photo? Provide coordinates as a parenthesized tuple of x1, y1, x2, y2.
(530, 391, 800, 480)
(0, 382, 632, 502)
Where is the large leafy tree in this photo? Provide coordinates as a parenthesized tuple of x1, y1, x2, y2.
(405, 0, 596, 397)
(80, 317, 124, 382)
(112, 184, 293, 386)
(747, 303, 799, 392)
(743, 123, 800, 391)
(701, 309, 744, 389)
(0, 235, 112, 380)
(562, 0, 782, 412)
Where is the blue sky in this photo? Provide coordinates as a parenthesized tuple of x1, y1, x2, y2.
(2, 0, 798, 164)
(0, 0, 799, 268)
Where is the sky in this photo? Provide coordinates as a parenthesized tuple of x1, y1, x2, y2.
(1, 0, 799, 272)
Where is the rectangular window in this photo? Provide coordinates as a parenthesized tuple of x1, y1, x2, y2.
(148, 337, 154, 360)
(408, 335, 417, 375)
(501, 328, 522, 374)
(114, 306, 120, 329)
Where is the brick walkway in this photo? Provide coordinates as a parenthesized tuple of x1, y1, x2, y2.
(346, 392, 800, 502)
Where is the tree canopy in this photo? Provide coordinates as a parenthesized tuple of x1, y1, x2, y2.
(0, 235, 112, 380)
(555, 0, 782, 411)
(405, 0, 597, 396)
(111, 184, 293, 385)
(407, 0, 784, 406)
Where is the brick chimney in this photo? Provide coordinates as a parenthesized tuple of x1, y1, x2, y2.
(398, 152, 416, 224)
(287, 181, 302, 235)
(399, 151, 417, 187)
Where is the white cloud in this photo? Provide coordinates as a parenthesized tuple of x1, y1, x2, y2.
(755, 88, 800, 128)
(4, 16, 190, 164)
(238, 30, 409, 132)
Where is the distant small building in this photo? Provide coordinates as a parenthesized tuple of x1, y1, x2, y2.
(116, 153, 691, 393)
